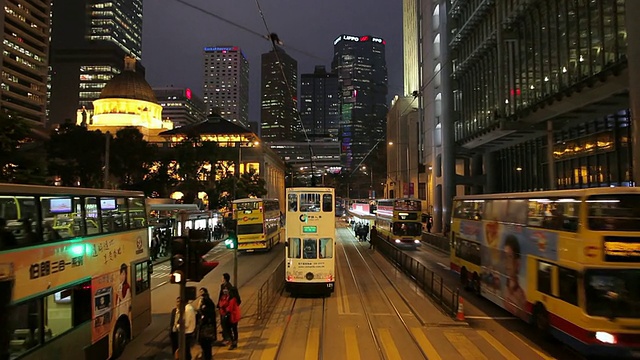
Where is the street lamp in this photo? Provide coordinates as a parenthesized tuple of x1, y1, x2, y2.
(387, 141, 411, 198)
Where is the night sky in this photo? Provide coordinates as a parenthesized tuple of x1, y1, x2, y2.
(142, 0, 404, 123)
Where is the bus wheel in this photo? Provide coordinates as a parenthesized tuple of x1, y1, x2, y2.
(532, 303, 550, 336)
(460, 267, 469, 288)
(112, 319, 130, 359)
(472, 272, 480, 295)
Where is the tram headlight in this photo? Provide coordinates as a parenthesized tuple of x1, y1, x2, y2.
(595, 331, 617, 344)
(394, 239, 401, 243)
(414, 239, 420, 244)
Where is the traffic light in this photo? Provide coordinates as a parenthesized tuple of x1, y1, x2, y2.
(187, 240, 219, 282)
(170, 236, 189, 283)
(225, 230, 238, 249)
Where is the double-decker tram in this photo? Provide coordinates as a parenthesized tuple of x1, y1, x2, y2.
(0, 183, 151, 360)
(284, 187, 335, 295)
(375, 198, 422, 248)
(450, 187, 640, 358)
(231, 198, 282, 252)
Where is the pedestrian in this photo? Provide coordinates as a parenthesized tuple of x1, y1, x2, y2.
(426, 215, 433, 233)
(218, 288, 241, 350)
(369, 226, 377, 249)
(197, 288, 217, 360)
(171, 296, 197, 360)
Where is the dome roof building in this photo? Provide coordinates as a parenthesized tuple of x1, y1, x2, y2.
(78, 56, 173, 141)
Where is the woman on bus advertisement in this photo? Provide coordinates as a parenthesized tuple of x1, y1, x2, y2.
(502, 234, 527, 320)
(115, 263, 132, 319)
(90, 264, 132, 342)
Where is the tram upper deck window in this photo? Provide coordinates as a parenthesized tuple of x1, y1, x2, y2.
(287, 194, 298, 212)
(322, 194, 333, 212)
(299, 193, 320, 212)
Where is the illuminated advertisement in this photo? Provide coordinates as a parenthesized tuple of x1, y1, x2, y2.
(91, 265, 132, 343)
(334, 34, 386, 45)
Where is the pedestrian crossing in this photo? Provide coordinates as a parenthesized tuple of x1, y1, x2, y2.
(244, 325, 556, 360)
(151, 263, 170, 279)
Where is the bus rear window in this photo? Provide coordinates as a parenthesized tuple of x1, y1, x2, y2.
(237, 223, 263, 235)
(587, 195, 640, 231)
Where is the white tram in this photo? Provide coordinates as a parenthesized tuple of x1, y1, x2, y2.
(284, 187, 336, 295)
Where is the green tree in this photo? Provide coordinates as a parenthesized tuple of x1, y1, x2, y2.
(237, 169, 267, 198)
(47, 123, 105, 187)
(110, 127, 155, 189)
(0, 112, 47, 184)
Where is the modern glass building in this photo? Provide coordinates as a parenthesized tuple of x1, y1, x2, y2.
(203, 46, 249, 127)
(300, 65, 340, 141)
(404, 0, 637, 231)
(260, 47, 299, 142)
(48, 0, 144, 125)
(153, 87, 207, 128)
(332, 34, 388, 172)
(1, 0, 51, 124)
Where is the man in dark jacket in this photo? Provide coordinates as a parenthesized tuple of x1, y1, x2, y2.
(369, 226, 377, 249)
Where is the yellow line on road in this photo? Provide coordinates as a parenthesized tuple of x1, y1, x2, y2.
(378, 328, 402, 360)
(344, 327, 360, 360)
(411, 328, 442, 360)
(477, 330, 518, 360)
(444, 331, 488, 360)
(305, 328, 320, 360)
(512, 333, 556, 360)
(260, 326, 284, 360)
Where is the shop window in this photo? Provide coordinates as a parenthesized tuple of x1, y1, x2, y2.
(558, 267, 578, 305)
(537, 261, 553, 295)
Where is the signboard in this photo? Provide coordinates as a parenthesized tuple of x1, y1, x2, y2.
(302, 226, 317, 233)
(403, 183, 414, 197)
(604, 240, 640, 262)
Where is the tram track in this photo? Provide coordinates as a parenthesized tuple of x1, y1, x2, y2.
(339, 228, 429, 360)
(270, 295, 327, 360)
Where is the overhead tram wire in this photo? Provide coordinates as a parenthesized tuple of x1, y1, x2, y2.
(253, 0, 318, 186)
(171, 0, 326, 62)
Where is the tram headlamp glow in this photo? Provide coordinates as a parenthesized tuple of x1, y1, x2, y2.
(414, 239, 420, 244)
(595, 331, 617, 344)
(394, 239, 401, 243)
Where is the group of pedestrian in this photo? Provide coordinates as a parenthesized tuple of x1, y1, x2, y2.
(352, 221, 370, 242)
(170, 272, 242, 360)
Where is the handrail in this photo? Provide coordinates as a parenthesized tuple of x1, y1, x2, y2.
(256, 259, 285, 322)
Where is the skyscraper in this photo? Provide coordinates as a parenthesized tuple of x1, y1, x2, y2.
(332, 34, 388, 172)
(153, 87, 207, 128)
(261, 47, 298, 142)
(300, 66, 339, 141)
(203, 46, 249, 127)
(48, 0, 144, 124)
(1, 0, 51, 124)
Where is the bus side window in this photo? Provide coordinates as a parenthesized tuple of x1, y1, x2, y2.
(84, 197, 100, 235)
(558, 267, 578, 305)
(288, 238, 301, 258)
(537, 261, 554, 295)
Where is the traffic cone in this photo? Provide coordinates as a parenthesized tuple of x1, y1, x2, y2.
(456, 296, 465, 321)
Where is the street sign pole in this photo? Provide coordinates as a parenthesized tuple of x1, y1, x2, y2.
(178, 280, 186, 360)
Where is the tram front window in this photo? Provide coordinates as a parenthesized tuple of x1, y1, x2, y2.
(303, 238, 317, 259)
(392, 222, 422, 236)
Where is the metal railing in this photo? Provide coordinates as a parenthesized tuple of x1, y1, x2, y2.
(376, 236, 459, 317)
(256, 259, 285, 322)
(422, 232, 451, 253)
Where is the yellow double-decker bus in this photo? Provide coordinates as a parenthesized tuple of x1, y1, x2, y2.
(375, 198, 422, 248)
(0, 184, 151, 360)
(450, 188, 640, 358)
(232, 198, 282, 252)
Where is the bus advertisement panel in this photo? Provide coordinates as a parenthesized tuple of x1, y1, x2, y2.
(450, 188, 640, 358)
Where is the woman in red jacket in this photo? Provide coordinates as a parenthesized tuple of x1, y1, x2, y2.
(218, 288, 241, 349)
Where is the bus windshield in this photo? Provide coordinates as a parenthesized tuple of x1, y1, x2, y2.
(585, 269, 640, 319)
(587, 194, 640, 231)
(394, 200, 421, 211)
(392, 222, 422, 236)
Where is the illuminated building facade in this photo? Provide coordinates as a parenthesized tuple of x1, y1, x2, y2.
(49, 0, 144, 124)
(153, 87, 207, 127)
(203, 46, 249, 127)
(403, 0, 637, 231)
(80, 57, 172, 142)
(261, 47, 299, 142)
(1, 0, 51, 124)
(332, 34, 388, 172)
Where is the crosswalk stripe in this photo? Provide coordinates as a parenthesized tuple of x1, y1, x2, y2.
(444, 331, 488, 360)
(378, 328, 402, 360)
(344, 327, 360, 360)
(411, 328, 442, 360)
(512, 332, 556, 360)
(477, 330, 518, 360)
(304, 328, 320, 360)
